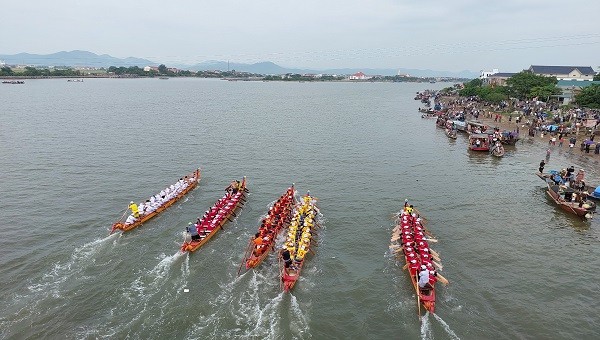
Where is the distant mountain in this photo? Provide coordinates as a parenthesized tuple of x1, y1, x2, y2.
(0, 50, 478, 77)
(181, 61, 477, 78)
(0, 50, 153, 67)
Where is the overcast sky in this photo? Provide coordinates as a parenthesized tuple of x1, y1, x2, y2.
(1, 0, 599, 72)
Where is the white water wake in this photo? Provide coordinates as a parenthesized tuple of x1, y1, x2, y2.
(421, 312, 432, 339)
(1, 233, 119, 337)
(432, 312, 460, 340)
(21, 233, 118, 301)
(83, 251, 188, 338)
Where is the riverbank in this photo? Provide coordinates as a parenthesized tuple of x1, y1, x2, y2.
(436, 94, 600, 161)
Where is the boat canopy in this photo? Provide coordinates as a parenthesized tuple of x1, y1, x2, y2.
(594, 186, 600, 196)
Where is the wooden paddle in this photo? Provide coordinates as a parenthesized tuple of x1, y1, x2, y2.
(402, 262, 409, 270)
(429, 249, 440, 259)
(436, 273, 449, 285)
(432, 260, 443, 271)
(237, 240, 254, 275)
(416, 271, 421, 319)
(424, 238, 438, 243)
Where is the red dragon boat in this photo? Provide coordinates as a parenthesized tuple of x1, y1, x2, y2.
(239, 185, 296, 274)
(279, 192, 319, 292)
(390, 204, 447, 315)
(110, 168, 201, 234)
(181, 177, 247, 253)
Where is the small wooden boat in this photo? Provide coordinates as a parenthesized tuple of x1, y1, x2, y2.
(468, 133, 490, 151)
(535, 171, 597, 197)
(445, 127, 457, 139)
(239, 185, 296, 273)
(546, 183, 596, 219)
(181, 177, 247, 253)
(390, 205, 447, 316)
(279, 192, 319, 292)
(490, 143, 505, 157)
(111, 168, 201, 234)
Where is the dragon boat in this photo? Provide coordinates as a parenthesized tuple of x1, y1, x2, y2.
(390, 205, 448, 316)
(239, 185, 296, 274)
(181, 177, 247, 253)
(110, 168, 201, 234)
(279, 192, 319, 292)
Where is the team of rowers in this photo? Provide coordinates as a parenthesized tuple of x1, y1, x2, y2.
(398, 202, 440, 290)
(250, 186, 295, 259)
(281, 194, 318, 270)
(124, 175, 196, 225)
(185, 184, 246, 242)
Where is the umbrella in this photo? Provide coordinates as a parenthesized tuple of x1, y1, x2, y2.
(585, 139, 594, 145)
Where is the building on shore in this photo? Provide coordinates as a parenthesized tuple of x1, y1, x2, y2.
(528, 65, 596, 81)
(349, 72, 369, 80)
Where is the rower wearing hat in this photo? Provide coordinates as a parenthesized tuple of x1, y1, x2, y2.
(128, 201, 140, 218)
(418, 265, 430, 288)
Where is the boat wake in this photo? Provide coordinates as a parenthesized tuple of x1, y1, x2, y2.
(432, 312, 460, 340)
(187, 268, 310, 339)
(420, 312, 460, 340)
(78, 251, 189, 338)
(0, 233, 119, 337)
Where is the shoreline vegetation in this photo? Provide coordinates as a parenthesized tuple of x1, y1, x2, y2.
(0, 65, 467, 83)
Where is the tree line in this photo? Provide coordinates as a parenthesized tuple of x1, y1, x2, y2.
(459, 71, 600, 109)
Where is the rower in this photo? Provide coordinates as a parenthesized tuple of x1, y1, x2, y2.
(418, 265, 431, 289)
(129, 201, 140, 218)
(281, 248, 292, 268)
(125, 214, 136, 225)
(253, 232, 264, 252)
(187, 222, 201, 241)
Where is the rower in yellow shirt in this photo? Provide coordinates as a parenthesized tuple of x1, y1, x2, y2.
(129, 201, 140, 218)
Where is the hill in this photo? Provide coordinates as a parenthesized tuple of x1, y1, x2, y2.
(0, 50, 153, 67)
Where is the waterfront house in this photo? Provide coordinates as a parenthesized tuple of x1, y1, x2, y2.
(487, 72, 517, 86)
(528, 65, 596, 81)
(349, 72, 368, 80)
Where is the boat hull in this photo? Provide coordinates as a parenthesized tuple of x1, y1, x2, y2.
(546, 185, 595, 218)
(181, 178, 247, 252)
(111, 169, 201, 234)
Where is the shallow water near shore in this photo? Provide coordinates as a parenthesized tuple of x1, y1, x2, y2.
(0, 78, 598, 339)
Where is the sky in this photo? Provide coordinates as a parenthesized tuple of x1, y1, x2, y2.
(1, 0, 599, 73)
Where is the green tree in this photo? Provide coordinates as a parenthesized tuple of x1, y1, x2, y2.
(484, 92, 507, 103)
(529, 84, 561, 100)
(575, 84, 600, 109)
(23, 67, 41, 76)
(506, 71, 558, 99)
(158, 64, 167, 73)
(594, 73, 600, 81)
(0, 66, 14, 76)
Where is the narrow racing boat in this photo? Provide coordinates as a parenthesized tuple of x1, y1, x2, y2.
(390, 204, 448, 316)
(279, 192, 319, 292)
(239, 185, 296, 273)
(181, 177, 248, 252)
(111, 168, 201, 234)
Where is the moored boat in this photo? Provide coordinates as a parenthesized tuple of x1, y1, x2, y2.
(468, 133, 490, 151)
(445, 127, 457, 139)
(545, 183, 595, 219)
(490, 142, 505, 157)
(279, 192, 319, 292)
(181, 177, 247, 253)
(390, 204, 447, 315)
(239, 185, 296, 273)
(110, 168, 201, 234)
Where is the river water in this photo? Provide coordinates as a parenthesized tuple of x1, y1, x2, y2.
(0, 78, 598, 339)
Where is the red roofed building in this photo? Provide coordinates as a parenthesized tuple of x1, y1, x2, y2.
(349, 71, 369, 80)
